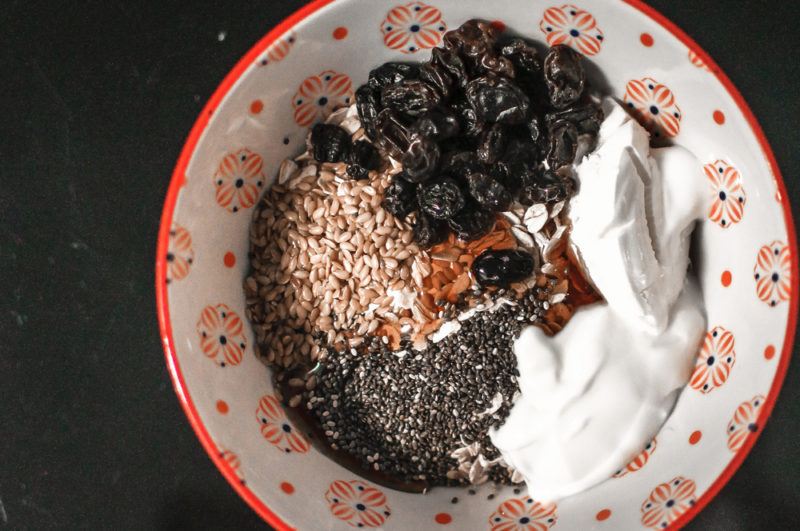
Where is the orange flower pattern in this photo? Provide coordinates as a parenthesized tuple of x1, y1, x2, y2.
(292, 70, 354, 127)
(623, 77, 682, 138)
(166, 224, 194, 283)
(213, 148, 265, 213)
(754, 241, 792, 306)
(690, 326, 736, 394)
(219, 448, 246, 484)
(727, 395, 765, 452)
(688, 49, 709, 70)
(489, 497, 557, 531)
(196, 303, 247, 367)
(704, 160, 746, 228)
(256, 395, 309, 454)
(641, 477, 697, 529)
(540, 4, 604, 56)
(381, 2, 447, 54)
(613, 438, 656, 477)
(257, 33, 295, 66)
(325, 479, 391, 528)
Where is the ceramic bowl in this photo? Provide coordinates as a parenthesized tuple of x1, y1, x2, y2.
(156, 1, 797, 529)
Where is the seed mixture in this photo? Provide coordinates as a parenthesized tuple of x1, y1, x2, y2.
(245, 19, 603, 490)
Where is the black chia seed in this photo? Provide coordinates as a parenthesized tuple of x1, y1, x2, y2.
(303, 289, 548, 486)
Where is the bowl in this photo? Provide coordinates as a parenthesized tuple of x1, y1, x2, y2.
(156, 1, 798, 529)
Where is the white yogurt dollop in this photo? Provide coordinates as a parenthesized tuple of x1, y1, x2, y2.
(490, 100, 707, 501)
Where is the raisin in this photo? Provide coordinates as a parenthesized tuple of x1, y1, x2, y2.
(450, 98, 484, 137)
(382, 173, 418, 219)
(418, 177, 466, 220)
(474, 53, 515, 78)
(502, 134, 540, 167)
(546, 119, 578, 169)
(443, 19, 500, 62)
(441, 151, 482, 181)
(525, 114, 547, 152)
(347, 140, 380, 170)
(471, 249, 536, 288)
(545, 101, 604, 134)
(498, 38, 541, 76)
(431, 48, 470, 89)
(381, 80, 441, 117)
(476, 123, 509, 164)
(419, 61, 454, 102)
(519, 166, 571, 205)
(411, 108, 460, 141)
(368, 62, 420, 91)
(448, 206, 495, 241)
(355, 85, 381, 140)
(401, 134, 440, 182)
(543, 44, 585, 109)
(346, 165, 369, 180)
(310, 123, 351, 163)
(465, 74, 530, 124)
(413, 212, 449, 249)
(467, 172, 512, 212)
(374, 108, 413, 158)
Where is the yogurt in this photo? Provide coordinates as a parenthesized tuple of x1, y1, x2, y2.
(490, 100, 707, 501)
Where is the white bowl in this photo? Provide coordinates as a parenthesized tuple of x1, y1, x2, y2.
(156, 1, 797, 529)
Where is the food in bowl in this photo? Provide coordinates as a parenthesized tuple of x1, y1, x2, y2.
(243, 17, 715, 502)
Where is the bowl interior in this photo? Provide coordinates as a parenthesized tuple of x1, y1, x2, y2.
(157, 1, 796, 529)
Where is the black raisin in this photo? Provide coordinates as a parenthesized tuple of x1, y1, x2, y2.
(543, 44, 586, 109)
(545, 101, 604, 134)
(443, 19, 500, 63)
(502, 134, 540, 167)
(448, 206, 495, 241)
(310, 123, 351, 163)
(381, 80, 441, 117)
(441, 151, 482, 181)
(413, 212, 449, 249)
(418, 177, 466, 220)
(450, 99, 484, 137)
(546, 119, 578, 169)
(467, 172, 512, 212)
(519, 166, 571, 205)
(431, 48, 470, 89)
(355, 85, 381, 140)
(346, 164, 370, 180)
(419, 61, 454, 102)
(471, 249, 536, 288)
(465, 74, 530, 124)
(411, 108, 460, 141)
(476, 123, 509, 164)
(382, 173, 418, 219)
(368, 62, 420, 91)
(401, 134, 441, 182)
(374, 108, 413, 158)
(347, 140, 380, 170)
(498, 38, 541, 76)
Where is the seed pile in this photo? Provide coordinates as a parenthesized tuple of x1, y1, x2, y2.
(303, 289, 551, 486)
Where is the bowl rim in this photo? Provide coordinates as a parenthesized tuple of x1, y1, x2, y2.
(155, 1, 798, 529)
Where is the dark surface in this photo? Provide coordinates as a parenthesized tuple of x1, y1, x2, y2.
(0, 0, 797, 529)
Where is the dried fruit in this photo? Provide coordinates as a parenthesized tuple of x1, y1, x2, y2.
(310, 123, 351, 163)
(448, 206, 495, 241)
(543, 44, 585, 109)
(368, 62, 420, 91)
(546, 119, 578, 169)
(419, 62, 454, 102)
(418, 177, 466, 220)
(450, 98, 484, 137)
(374, 108, 413, 158)
(471, 249, 536, 288)
(519, 166, 571, 205)
(346, 165, 370, 180)
(498, 38, 541, 76)
(381, 80, 441, 117)
(467, 172, 512, 212)
(355, 85, 381, 140)
(382, 173, 418, 219)
(443, 19, 499, 63)
(347, 140, 380, 170)
(545, 101, 604, 134)
(431, 48, 470, 89)
(441, 151, 482, 180)
(465, 74, 530, 124)
(413, 212, 449, 249)
(402, 134, 441, 182)
(411, 108, 460, 141)
(476, 123, 508, 164)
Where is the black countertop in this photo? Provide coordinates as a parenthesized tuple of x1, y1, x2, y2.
(1, 1, 798, 529)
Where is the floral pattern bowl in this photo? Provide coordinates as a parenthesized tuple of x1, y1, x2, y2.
(156, 1, 797, 529)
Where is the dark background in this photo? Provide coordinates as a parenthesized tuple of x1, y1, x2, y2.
(1, 1, 797, 529)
